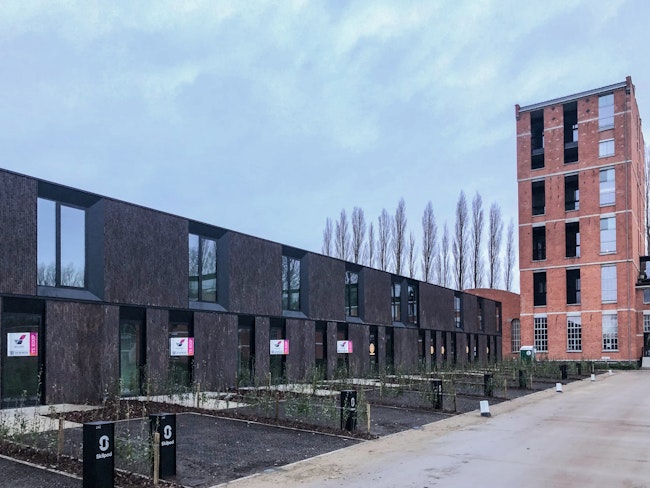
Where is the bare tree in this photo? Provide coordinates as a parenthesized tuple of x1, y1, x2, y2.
(322, 217, 333, 256)
(351, 207, 367, 264)
(470, 191, 485, 288)
(377, 209, 392, 271)
(407, 231, 417, 279)
(504, 218, 516, 291)
(367, 221, 375, 268)
(453, 191, 469, 290)
(421, 201, 437, 283)
(392, 198, 407, 275)
(437, 222, 451, 287)
(335, 209, 350, 260)
(487, 202, 504, 288)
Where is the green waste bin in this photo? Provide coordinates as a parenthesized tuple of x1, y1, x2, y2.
(520, 346, 536, 363)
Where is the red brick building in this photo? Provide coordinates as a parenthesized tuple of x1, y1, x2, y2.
(516, 77, 647, 362)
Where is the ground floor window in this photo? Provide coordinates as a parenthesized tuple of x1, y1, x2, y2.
(567, 314, 582, 352)
(511, 319, 521, 353)
(534, 316, 548, 352)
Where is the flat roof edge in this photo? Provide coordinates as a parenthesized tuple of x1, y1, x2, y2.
(518, 81, 627, 113)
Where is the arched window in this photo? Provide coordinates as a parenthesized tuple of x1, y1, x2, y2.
(511, 319, 521, 353)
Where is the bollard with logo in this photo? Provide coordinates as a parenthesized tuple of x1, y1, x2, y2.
(150, 413, 176, 477)
(340, 390, 357, 431)
(83, 421, 114, 488)
(559, 364, 568, 381)
(431, 379, 443, 409)
(483, 373, 493, 397)
(518, 369, 526, 389)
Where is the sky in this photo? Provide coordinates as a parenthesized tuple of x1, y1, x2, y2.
(1, 0, 650, 292)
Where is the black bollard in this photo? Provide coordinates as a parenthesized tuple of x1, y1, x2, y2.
(575, 362, 582, 375)
(340, 390, 357, 431)
(483, 373, 493, 397)
(560, 364, 568, 381)
(83, 421, 114, 488)
(150, 413, 177, 477)
(431, 379, 443, 409)
(518, 369, 526, 389)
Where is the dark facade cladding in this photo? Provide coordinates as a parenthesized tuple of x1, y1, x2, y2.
(0, 168, 502, 406)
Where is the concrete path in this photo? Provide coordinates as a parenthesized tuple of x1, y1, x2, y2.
(219, 371, 650, 488)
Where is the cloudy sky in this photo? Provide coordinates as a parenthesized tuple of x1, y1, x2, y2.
(1, 0, 649, 291)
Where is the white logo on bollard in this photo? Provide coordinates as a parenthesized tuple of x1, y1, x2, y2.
(350, 397, 356, 409)
(163, 425, 173, 440)
(99, 435, 110, 452)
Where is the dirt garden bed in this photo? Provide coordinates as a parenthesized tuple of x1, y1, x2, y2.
(0, 365, 594, 487)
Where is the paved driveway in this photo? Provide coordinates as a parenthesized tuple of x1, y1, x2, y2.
(218, 371, 650, 488)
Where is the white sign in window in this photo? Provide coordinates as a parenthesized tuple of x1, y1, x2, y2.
(270, 339, 289, 355)
(7, 332, 38, 357)
(337, 340, 353, 354)
(170, 337, 194, 356)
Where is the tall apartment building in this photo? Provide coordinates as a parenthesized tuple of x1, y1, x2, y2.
(516, 76, 647, 362)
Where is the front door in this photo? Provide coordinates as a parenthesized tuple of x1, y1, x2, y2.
(644, 333, 650, 357)
(1, 311, 43, 408)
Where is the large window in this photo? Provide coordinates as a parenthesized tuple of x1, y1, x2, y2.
(564, 174, 579, 211)
(565, 222, 580, 258)
(600, 216, 616, 253)
(282, 255, 301, 311)
(407, 284, 418, 324)
(188, 234, 217, 302)
(598, 94, 614, 130)
(599, 168, 615, 206)
(566, 268, 581, 305)
(345, 271, 359, 317)
(532, 180, 545, 216)
(601, 265, 617, 302)
(391, 282, 401, 322)
(531, 109, 545, 169)
(534, 316, 548, 352)
(599, 139, 615, 158)
(644, 313, 650, 332)
(511, 319, 521, 353)
(37, 198, 86, 288)
(567, 314, 582, 352)
(533, 271, 547, 306)
(453, 293, 462, 328)
(532, 226, 546, 261)
(602, 313, 618, 351)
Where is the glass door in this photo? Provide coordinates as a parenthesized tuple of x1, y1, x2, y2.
(1, 311, 43, 408)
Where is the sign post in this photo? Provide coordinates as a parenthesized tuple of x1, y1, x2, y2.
(340, 390, 357, 431)
(83, 421, 114, 488)
(150, 413, 176, 478)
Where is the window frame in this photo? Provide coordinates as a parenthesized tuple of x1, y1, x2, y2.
(37, 198, 87, 289)
(564, 174, 579, 211)
(598, 93, 615, 131)
(282, 255, 301, 311)
(602, 313, 618, 351)
(599, 139, 615, 158)
(532, 226, 546, 261)
(533, 271, 547, 307)
(600, 216, 616, 254)
(599, 168, 615, 206)
(511, 319, 521, 353)
(534, 316, 548, 352)
(565, 221, 580, 258)
(188, 233, 218, 303)
(566, 268, 581, 305)
(391, 281, 401, 322)
(601, 265, 617, 303)
(531, 180, 545, 216)
(345, 271, 359, 318)
(566, 314, 582, 352)
(453, 293, 462, 328)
